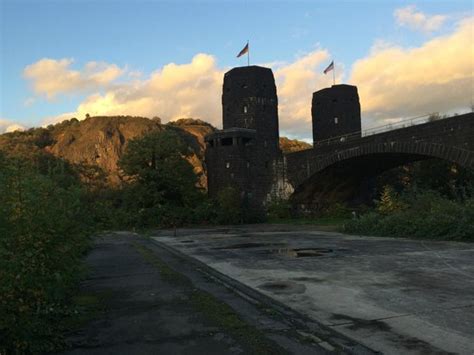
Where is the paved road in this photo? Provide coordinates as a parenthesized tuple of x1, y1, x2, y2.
(152, 225, 474, 355)
(61, 232, 370, 354)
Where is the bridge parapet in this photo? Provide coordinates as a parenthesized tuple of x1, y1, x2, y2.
(313, 112, 472, 150)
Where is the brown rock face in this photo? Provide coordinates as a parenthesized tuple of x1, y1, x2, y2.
(47, 116, 164, 184)
(279, 137, 312, 153)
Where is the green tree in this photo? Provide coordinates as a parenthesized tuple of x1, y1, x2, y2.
(119, 129, 202, 227)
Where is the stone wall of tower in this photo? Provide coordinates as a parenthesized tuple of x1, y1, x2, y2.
(312, 84, 361, 143)
(205, 66, 281, 217)
(222, 66, 280, 155)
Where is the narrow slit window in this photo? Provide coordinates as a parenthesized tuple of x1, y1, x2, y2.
(334, 117, 339, 124)
(243, 105, 248, 113)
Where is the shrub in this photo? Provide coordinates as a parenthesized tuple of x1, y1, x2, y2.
(0, 154, 92, 353)
(215, 187, 243, 225)
(266, 198, 291, 220)
(344, 190, 474, 241)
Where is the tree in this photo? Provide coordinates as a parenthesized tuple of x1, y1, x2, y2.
(119, 129, 202, 227)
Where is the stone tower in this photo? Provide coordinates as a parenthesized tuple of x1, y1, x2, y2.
(312, 84, 361, 143)
(205, 66, 280, 216)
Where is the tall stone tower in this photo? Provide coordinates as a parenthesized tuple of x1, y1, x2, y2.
(312, 84, 361, 143)
(205, 66, 280, 216)
(222, 66, 279, 154)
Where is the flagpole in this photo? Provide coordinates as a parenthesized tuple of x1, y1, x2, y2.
(333, 61, 335, 86)
(247, 40, 249, 66)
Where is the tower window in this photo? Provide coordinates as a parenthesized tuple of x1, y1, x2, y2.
(334, 117, 339, 124)
(225, 162, 231, 169)
(243, 105, 248, 113)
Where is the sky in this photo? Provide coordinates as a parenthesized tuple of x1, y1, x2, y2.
(1, 0, 473, 140)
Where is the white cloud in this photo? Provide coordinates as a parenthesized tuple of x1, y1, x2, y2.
(23, 58, 124, 99)
(44, 54, 225, 127)
(23, 97, 36, 107)
(395, 5, 447, 32)
(0, 119, 26, 133)
(350, 17, 474, 128)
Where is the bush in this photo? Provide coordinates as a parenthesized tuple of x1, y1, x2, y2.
(344, 190, 474, 241)
(215, 187, 243, 225)
(266, 198, 291, 220)
(0, 153, 93, 353)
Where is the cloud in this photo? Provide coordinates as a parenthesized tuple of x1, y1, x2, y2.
(23, 58, 124, 99)
(394, 5, 447, 32)
(45, 54, 225, 127)
(350, 17, 474, 127)
(273, 49, 339, 137)
(0, 119, 26, 134)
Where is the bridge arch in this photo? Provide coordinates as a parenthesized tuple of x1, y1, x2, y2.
(286, 141, 474, 209)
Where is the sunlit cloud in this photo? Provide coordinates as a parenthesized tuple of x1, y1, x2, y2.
(54, 53, 226, 127)
(273, 49, 340, 137)
(394, 5, 447, 33)
(351, 17, 474, 127)
(23, 58, 124, 99)
(0, 119, 25, 133)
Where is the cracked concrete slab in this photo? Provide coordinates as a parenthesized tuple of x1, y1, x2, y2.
(152, 225, 474, 355)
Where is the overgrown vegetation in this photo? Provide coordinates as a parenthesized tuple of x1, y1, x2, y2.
(0, 152, 93, 353)
(343, 160, 474, 241)
(344, 189, 474, 241)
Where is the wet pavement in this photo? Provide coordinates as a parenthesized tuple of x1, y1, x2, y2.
(152, 225, 474, 355)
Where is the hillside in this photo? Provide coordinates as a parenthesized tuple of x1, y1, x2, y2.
(0, 116, 310, 187)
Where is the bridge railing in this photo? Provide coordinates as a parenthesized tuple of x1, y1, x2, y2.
(313, 112, 463, 147)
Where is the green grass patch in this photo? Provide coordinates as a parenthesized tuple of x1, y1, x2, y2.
(190, 291, 286, 354)
(132, 242, 190, 286)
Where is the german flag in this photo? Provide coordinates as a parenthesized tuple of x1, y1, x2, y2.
(323, 61, 334, 74)
(237, 43, 249, 58)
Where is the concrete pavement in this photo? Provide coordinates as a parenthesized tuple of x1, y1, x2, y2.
(152, 225, 474, 355)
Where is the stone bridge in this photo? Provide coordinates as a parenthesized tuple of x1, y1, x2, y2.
(279, 112, 474, 207)
(205, 65, 474, 214)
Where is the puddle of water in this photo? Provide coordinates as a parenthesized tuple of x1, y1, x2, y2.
(258, 281, 306, 294)
(270, 248, 334, 258)
(214, 242, 286, 250)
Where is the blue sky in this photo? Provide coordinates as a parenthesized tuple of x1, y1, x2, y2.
(1, 0, 473, 138)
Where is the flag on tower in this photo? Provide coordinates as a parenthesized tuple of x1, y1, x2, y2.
(237, 42, 249, 58)
(323, 61, 334, 74)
